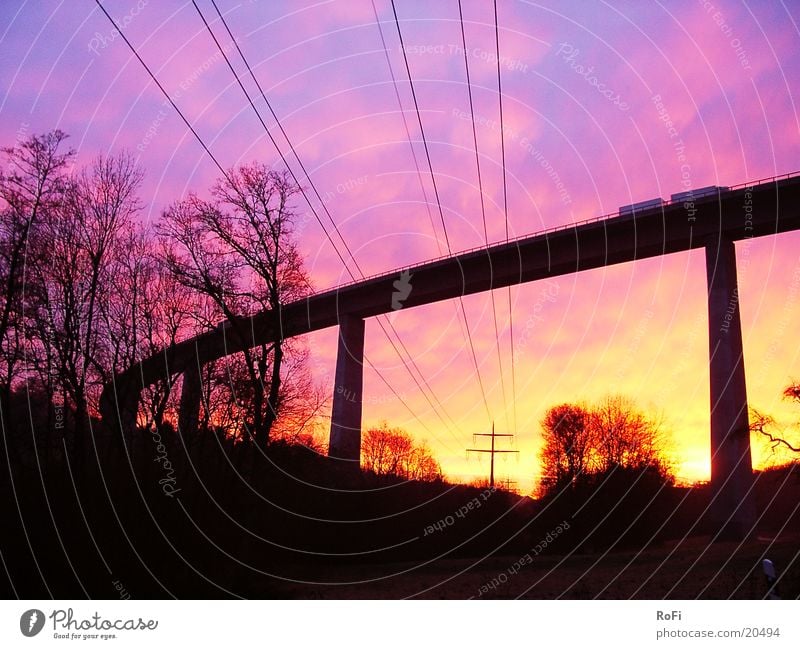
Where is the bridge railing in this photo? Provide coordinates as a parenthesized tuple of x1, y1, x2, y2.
(311, 169, 800, 298)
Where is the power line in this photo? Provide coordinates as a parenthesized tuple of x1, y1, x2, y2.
(390, 0, 493, 425)
(94, 0, 355, 280)
(493, 0, 509, 245)
(369, 1, 465, 435)
(457, 0, 510, 433)
(92, 0, 227, 178)
(95, 0, 444, 439)
(195, 0, 360, 276)
(389, 0, 451, 251)
(456, 0, 488, 245)
(101, 0, 489, 441)
(494, 0, 518, 436)
(370, 0, 441, 257)
(200, 0, 465, 439)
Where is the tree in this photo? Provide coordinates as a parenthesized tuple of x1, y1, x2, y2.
(99, 227, 197, 437)
(27, 151, 143, 463)
(269, 342, 328, 446)
(157, 164, 312, 448)
(361, 422, 442, 481)
(539, 403, 592, 493)
(0, 131, 72, 416)
(588, 395, 669, 474)
(538, 396, 671, 497)
(749, 381, 800, 456)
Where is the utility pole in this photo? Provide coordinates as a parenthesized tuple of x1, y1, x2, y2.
(499, 477, 518, 492)
(466, 422, 518, 487)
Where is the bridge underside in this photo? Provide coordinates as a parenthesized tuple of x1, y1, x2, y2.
(101, 176, 800, 540)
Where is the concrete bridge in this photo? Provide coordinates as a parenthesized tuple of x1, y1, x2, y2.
(101, 172, 800, 538)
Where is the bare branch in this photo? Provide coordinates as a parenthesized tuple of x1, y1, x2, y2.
(750, 407, 800, 453)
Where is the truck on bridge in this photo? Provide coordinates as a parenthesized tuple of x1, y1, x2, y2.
(619, 185, 730, 215)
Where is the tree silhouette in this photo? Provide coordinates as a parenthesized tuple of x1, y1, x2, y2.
(589, 395, 669, 474)
(100, 227, 198, 438)
(1, 131, 326, 466)
(539, 403, 593, 494)
(158, 164, 312, 448)
(361, 422, 442, 481)
(538, 396, 671, 497)
(0, 131, 73, 431)
(750, 381, 800, 456)
(27, 150, 143, 465)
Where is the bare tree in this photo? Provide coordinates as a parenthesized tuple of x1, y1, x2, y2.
(405, 442, 442, 481)
(0, 131, 72, 410)
(588, 395, 669, 474)
(538, 396, 671, 497)
(361, 422, 395, 475)
(28, 152, 142, 462)
(158, 164, 311, 448)
(749, 381, 800, 456)
(538, 403, 593, 493)
(361, 422, 442, 481)
(100, 228, 197, 436)
(269, 342, 328, 447)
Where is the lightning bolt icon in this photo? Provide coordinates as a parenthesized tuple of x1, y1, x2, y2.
(28, 611, 38, 632)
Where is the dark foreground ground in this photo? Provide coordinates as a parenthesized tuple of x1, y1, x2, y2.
(3, 420, 799, 599)
(258, 533, 800, 599)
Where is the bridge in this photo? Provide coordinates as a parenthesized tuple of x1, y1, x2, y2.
(101, 172, 800, 539)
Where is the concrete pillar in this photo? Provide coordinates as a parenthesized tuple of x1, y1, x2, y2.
(705, 239, 756, 539)
(119, 391, 138, 440)
(328, 314, 365, 466)
(100, 380, 138, 450)
(178, 364, 202, 438)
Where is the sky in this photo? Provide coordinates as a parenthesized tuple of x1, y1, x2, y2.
(2, 0, 800, 494)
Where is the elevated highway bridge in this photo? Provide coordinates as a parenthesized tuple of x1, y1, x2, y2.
(101, 172, 800, 538)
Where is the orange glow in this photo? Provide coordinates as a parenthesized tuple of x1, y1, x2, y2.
(309, 238, 800, 495)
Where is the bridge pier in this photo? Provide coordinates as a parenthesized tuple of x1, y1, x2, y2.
(705, 239, 756, 539)
(178, 364, 202, 438)
(100, 381, 138, 452)
(328, 314, 365, 468)
(118, 390, 138, 453)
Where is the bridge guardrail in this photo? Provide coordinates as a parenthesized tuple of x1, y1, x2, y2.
(312, 169, 800, 298)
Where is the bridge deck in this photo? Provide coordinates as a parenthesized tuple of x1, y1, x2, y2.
(109, 173, 800, 390)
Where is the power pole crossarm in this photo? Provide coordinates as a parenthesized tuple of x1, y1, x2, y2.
(466, 421, 519, 487)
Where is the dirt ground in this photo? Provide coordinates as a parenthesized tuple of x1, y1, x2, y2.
(253, 533, 800, 599)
